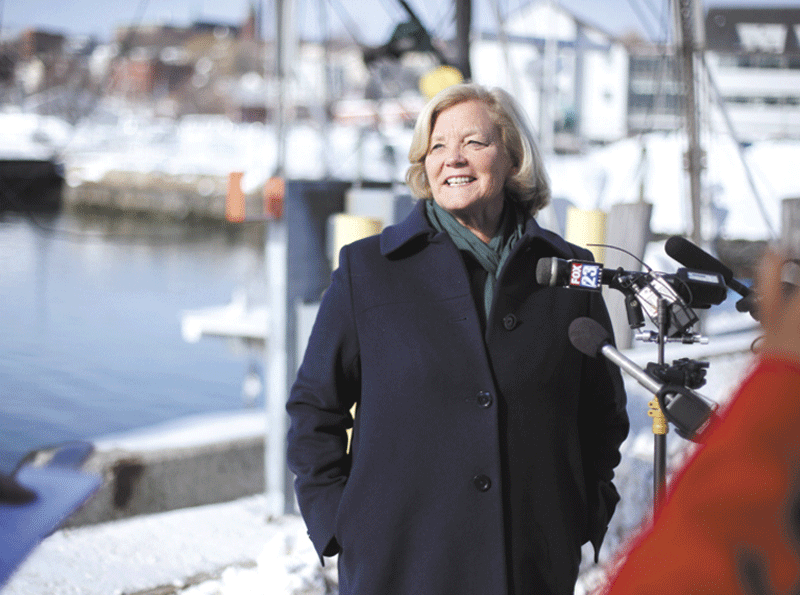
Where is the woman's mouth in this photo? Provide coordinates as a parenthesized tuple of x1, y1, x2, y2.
(446, 176, 474, 186)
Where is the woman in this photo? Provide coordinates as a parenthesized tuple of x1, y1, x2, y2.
(287, 83, 629, 595)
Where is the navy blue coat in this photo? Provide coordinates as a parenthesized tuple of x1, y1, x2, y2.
(287, 200, 629, 595)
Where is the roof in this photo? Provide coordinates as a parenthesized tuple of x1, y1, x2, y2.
(705, 7, 800, 54)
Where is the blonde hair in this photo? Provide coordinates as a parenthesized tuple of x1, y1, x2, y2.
(406, 83, 550, 214)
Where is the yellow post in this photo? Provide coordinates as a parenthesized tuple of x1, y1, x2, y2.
(565, 207, 607, 263)
(329, 213, 383, 270)
(328, 213, 383, 451)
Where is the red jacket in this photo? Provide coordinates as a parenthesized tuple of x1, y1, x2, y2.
(602, 357, 800, 594)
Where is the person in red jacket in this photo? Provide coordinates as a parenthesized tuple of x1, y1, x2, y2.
(601, 249, 800, 595)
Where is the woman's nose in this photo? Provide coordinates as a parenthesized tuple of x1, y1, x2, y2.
(444, 146, 466, 166)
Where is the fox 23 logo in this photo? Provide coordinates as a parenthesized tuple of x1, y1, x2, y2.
(568, 262, 602, 290)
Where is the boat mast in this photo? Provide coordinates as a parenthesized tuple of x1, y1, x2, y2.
(455, 0, 472, 80)
(676, 0, 704, 244)
(275, 0, 295, 177)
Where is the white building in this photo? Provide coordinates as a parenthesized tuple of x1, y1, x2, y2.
(704, 7, 800, 141)
(471, 1, 630, 150)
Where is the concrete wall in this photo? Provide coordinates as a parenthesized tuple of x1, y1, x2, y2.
(61, 412, 268, 527)
(63, 172, 261, 221)
(64, 436, 264, 527)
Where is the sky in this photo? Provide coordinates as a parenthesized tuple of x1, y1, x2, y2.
(2, 0, 799, 46)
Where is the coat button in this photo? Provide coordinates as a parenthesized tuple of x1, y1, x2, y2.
(476, 391, 493, 408)
(502, 313, 518, 330)
(473, 475, 492, 492)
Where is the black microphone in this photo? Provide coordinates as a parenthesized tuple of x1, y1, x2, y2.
(537, 256, 700, 336)
(568, 316, 661, 392)
(665, 236, 752, 298)
(671, 268, 728, 309)
(534, 257, 726, 307)
(568, 317, 716, 441)
(535, 257, 631, 290)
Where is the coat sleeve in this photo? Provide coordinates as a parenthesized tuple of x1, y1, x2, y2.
(286, 245, 361, 560)
(580, 289, 630, 561)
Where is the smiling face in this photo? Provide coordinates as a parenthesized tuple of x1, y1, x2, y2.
(424, 99, 514, 237)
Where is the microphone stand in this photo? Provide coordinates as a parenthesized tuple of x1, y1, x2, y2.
(648, 298, 670, 508)
(614, 272, 709, 510)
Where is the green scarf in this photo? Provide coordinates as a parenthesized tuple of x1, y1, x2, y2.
(425, 198, 524, 319)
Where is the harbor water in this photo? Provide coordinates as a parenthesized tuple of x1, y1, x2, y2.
(0, 208, 268, 474)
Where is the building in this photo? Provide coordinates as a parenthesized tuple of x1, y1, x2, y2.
(704, 7, 800, 141)
(626, 44, 683, 134)
(470, 1, 630, 151)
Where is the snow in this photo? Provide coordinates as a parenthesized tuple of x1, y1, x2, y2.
(0, 110, 73, 161)
(92, 409, 267, 452)
(3, 107, 799, 242)
(1, 107, 788, 593)
(58, 112, 413, 192)
(180, 289, 269, 345)
(2, 495, 335, 595)
(2, 335, 758, 595)
(546, 132, 800, 241)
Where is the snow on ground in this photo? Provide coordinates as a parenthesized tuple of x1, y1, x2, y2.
(3, 495, 335, 595)
(3, 108, 799, 242)
(546, 132, 800, 241)
(3, 337, 757, 595)
(93, 409, 268, 452)
(0, 108, 784, 594)
(0, 110, 73, 161)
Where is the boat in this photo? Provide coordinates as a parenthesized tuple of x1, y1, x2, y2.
(0, 112, 69, 213)
(180, 288, 269, 345)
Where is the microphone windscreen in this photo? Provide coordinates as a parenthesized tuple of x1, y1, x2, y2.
(568, 317, 610, 357)
(735, 294, 759, 318)
(665, 236, 734, 283)
(535, 257, 557, 286)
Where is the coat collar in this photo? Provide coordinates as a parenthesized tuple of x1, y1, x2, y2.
(380, 198, 576, 260)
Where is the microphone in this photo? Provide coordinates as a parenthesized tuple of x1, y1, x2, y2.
(535, 256, 725, 307)
(568, 317, 716, 441)
(535, 257, 620, 290)
(665, 236, 752, 299)
(537, 256, 700, 337)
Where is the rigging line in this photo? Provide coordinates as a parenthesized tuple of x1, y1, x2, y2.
(624, 0, 660, 41)
(429, 0, 456, 40)
(376, 0, 400, 19)
(325, 0, 366, 45)
(642, 43, 678, 133)
(632, 0, 677, 134)
(636, 0, 669, 35)
(52, 0, 152, 160)
(486, 0, 522, 98)
(655, 0, 672, 43)
(699, 52, 778, 240)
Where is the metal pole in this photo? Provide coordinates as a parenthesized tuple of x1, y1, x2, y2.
(265, 217, 289, 517)
(264, 0, 293, 518)
(539, 0, 557, 156)
(275, 0, 294, 177)
(676, 0, 703, 245)
(455, 0, 472, 80)
(652, 298, 670, 509)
